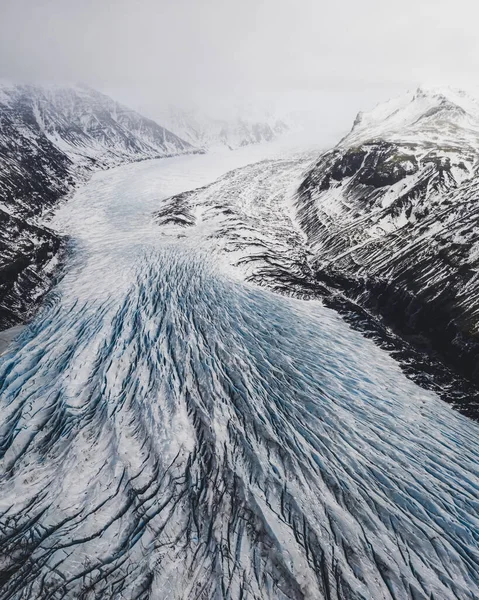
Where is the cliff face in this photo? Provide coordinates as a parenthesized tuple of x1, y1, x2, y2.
(296, 87, 479, 395)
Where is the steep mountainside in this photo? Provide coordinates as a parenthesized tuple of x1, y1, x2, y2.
(0, 83, 194, 329)
(2, 155, 479, 600)
(296, 87, 479, 395)
(160, 106, 289, 150)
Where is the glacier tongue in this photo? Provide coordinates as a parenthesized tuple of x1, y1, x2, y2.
(0, 152, 478, 599)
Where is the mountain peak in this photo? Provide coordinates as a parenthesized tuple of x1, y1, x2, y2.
(344, 85, 479, 150)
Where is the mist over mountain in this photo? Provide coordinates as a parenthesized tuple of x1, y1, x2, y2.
(1, 0, 479, 594)
(158, 105, 291, 150)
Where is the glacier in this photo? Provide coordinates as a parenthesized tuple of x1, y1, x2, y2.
(0, 151, 478, 599)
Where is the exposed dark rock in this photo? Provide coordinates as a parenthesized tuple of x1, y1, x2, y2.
(0, 210, 64, 330)
(296, 124, 479, 416)
(0, 83, 196, 330)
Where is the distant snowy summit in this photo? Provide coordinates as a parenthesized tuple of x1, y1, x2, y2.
(158, 106, 290, 150)
(345, 85, 479, 151)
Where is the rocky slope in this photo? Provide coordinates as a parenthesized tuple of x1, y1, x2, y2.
(295, 86, 479, 397)
(0, 83, 194, 329)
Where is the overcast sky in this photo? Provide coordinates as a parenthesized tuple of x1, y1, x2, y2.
(1, 0, 478, 140)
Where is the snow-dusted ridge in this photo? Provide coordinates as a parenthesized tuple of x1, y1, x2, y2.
(344, 85, 479, 150)
(0, 82, 196, 329)
(294, 85, 479, 399)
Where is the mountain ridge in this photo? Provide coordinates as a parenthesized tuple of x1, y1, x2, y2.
(0, 82, 196, 330)
(343, 85, 479, 150)
(158, 105, 290, 150)
(295, 85, 479, 404)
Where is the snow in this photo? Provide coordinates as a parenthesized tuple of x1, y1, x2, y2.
(0, 147, 478, 598)
(296, 86, 479, 265)
(345, 85, 479, 152)
(157, 105, 291, 150)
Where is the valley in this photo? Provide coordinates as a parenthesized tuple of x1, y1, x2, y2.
(0, 152, 478, 599)
(0, 84, 479, 599)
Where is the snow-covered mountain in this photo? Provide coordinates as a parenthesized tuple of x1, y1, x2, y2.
(295, 86, 479, 395)
(151, 86, 479, 414)
(159, 106, 290, 150)
(0, 83, 195, 217)
(0, 83, 195, 329)
(345, 86, 479, 150)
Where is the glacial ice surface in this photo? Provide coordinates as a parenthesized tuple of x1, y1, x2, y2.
(0, 151, 478, 599)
